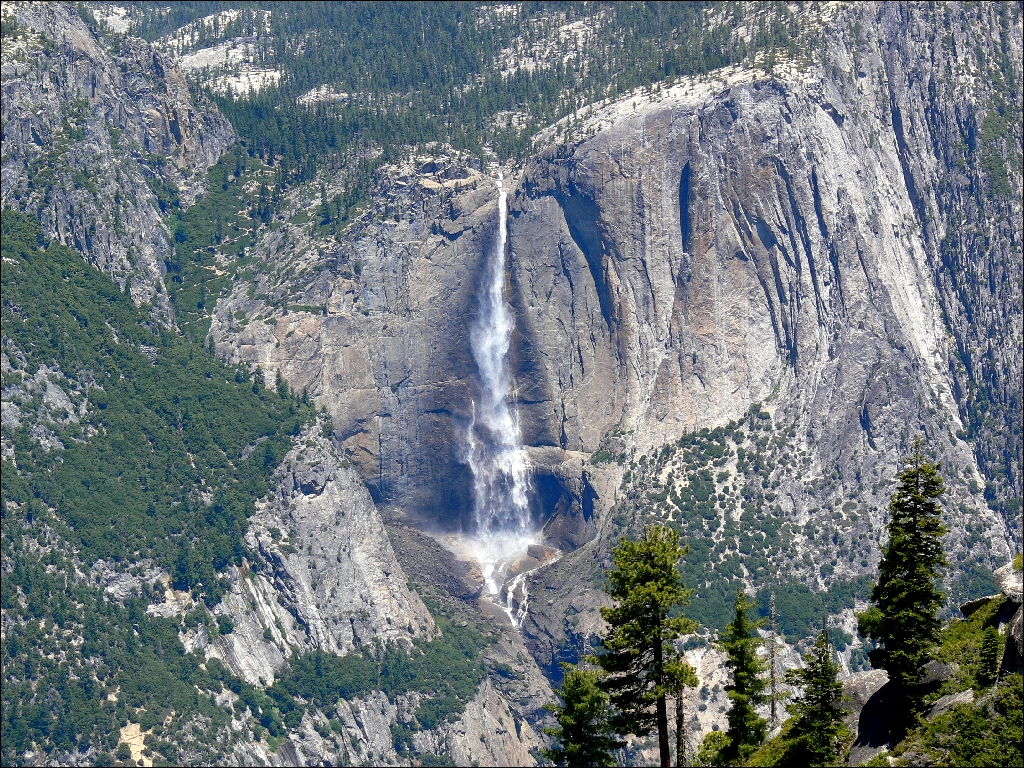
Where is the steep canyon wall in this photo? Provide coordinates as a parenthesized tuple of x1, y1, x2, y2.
(216, 4, 1021, 562)
(1, 2, 234, 319)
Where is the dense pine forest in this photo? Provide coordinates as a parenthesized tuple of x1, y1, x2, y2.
(114, 1, 810, 218)
(0, 208, 319, 758)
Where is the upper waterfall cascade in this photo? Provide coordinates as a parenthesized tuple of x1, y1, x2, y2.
(463, 173, 541, 626)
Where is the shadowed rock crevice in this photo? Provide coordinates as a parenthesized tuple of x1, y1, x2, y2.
(679, 161, 693, 253)
(554, 183, 615, 331)
(810, 166, 846, 310)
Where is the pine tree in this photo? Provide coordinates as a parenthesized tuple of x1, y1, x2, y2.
(857, 437, 948, 731)
(782, 627, 849, 766)
(541, 664, 622, 767)
(718, 589, 768, 764)
(597, 525, 698, 768)
(319, 182, 331, 225)
(979, 625, 1001, 687)
(695, 730, 729, 767)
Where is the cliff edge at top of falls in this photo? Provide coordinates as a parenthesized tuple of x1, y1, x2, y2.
(211, 2, 1020, 562)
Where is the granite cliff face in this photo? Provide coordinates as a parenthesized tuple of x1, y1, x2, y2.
(214, 3, 1020, 556)
(507, 0, 1019, 677)
(507, 2, 1020, 547)
(205, 7, 1021, 719)
(170, 425, 437, 687)
(875, 1, 1023, 528)
(1, 1, 233, 316)
(211, 160, 496, 526)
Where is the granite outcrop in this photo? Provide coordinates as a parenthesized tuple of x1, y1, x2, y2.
(183, 423, 437, 686)
(1, 1, 233, 317)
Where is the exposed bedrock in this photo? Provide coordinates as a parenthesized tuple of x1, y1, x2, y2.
(514, 67, 963, 462)
(215, 5, 1019, 563)
(503, 2, 1021, 667)
(214, 167, 500, 529)
(506, 5, 1019, 557)
(1, 2, 233, 318)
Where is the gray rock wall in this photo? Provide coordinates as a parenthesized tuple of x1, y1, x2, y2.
(505, 3, 1018, 668)
(212, 5, 1020, 562)
(507, 13, 1003, 493)
(203, 423, 436, 687)
(1, 2, 233, 317)
(872, 2, 1023, 528)
(506, 4, 1019, 557)
(212, 163, 497, 525)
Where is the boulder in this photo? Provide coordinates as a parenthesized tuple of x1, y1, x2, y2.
(844, 669, 890, 767)
(994, 562, 1023, 603)
(1001, 604, 1023, 676)
(960, 593, 1001, 617)
(927, 688, 974, 718)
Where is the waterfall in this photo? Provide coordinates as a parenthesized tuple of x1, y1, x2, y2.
(464, 173, 535, 623)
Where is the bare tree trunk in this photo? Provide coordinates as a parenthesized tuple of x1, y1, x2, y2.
(655, 640, 670, 767)
(676, 694, 686, 768)
(657, 693, 671, 767)
(770, 591, 778, 729)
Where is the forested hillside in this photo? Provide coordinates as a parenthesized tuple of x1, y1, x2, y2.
(1, 210, 314, 599)
(1, 1, 1021, 766)
(87, 1, 814, 233)
(0, 209, 315, 763)
(127, 1, 798, 159)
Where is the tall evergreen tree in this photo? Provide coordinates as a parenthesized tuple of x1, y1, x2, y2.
(541, 664, 622, 768)
(718, 589, 769, 765)
(782, 627, 849, 766)
(597, 525, 698, 768)
(857, 437, 948, 732)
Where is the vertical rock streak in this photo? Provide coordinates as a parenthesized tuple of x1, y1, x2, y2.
(467, 174, 533, 558)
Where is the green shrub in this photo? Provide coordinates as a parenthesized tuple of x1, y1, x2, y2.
(891, 675, 1023, 766)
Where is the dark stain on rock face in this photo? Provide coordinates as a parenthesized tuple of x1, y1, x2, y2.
(554, 181, 614, 331)
(679, 161, 692, 253)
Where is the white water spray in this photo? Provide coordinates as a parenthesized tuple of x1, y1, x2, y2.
(464, 173, 536, 625)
